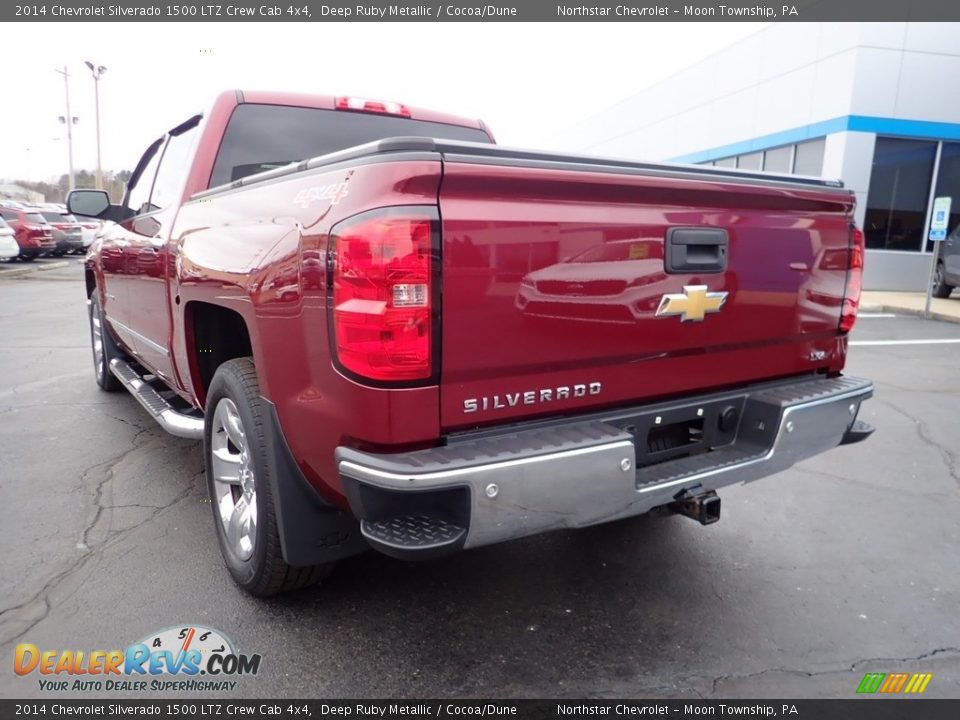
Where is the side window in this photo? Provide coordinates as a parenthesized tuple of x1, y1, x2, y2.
(0, 211, 17, 222)
(126, 141, 163, 216)
(151, 121, 200, 212)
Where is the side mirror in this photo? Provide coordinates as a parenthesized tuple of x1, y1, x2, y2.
(67, 190, 111, 219)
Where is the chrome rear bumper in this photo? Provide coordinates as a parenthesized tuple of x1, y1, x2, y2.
(338, 375, 873, 557)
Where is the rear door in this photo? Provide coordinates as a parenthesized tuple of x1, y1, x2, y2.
(437, 159, 855, 431)
(99, 138, 163, 354)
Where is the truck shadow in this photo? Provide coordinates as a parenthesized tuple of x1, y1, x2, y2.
(256, 513, 750, 697)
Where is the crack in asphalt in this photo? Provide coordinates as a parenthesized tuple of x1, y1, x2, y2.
(0, 370, 89, 401)
(792, 465, 955, 499)
(699, 646, 960, 695)
(0, 429, 202, 645)
(876, 397, 960, 488)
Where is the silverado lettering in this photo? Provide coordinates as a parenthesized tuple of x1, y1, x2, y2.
(69, 89, 874, 597)
(464, 383, 603, 413)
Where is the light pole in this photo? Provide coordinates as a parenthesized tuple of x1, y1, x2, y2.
(54, 66, 78, 191)
(85, 61, 107, 190)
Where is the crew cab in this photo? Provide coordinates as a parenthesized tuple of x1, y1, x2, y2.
(69, 90, 874, 596)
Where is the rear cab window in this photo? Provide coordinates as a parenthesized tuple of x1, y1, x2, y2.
(209, 104, 492, 188)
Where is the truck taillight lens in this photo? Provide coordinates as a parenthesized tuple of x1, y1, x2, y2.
(329, 208, 437, 383)
(840, 226, 865, 334)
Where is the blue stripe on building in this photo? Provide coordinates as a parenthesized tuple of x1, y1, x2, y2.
(670, 116, 960, 164)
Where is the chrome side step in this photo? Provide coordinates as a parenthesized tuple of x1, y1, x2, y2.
(109, 358, 204, 440)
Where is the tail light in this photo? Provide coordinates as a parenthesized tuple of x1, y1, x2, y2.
(335, 96, 411, 117)
(840, 226, 865, 333)
(329, 207, 437, 383)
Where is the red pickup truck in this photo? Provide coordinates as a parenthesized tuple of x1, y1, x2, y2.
(69, 90, 874, 596)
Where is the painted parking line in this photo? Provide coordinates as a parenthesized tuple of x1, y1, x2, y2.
(36, 261, 70, 272)
(858, 313, 898, 318)
(850, 338, 960, 346)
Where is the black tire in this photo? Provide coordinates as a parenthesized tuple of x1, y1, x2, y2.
(52, 251, 64, 257)
(204, 358, 332, 597)
(20, 256, 35, 262)
(88, 291, 123, 392)
(932, 262, 954, 299)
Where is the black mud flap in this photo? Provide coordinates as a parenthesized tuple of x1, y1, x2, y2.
(260, 398, 368, 566)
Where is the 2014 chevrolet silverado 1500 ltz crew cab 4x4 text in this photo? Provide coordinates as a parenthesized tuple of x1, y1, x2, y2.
(68, 90, 875, 596)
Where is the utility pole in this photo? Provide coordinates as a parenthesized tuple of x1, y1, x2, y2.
(55, 66, 78, 191)
(85, 61, 107, 190)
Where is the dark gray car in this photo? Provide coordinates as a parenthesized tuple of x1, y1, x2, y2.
(38, 209, 84, 256)
(933, 224, 960, 298)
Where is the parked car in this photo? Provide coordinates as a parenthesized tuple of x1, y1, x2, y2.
(69, 89, 874, 597)
(0, 217, 19, 260)
(0, 206, 55, 260)
(932, 224, 959, 298)
(79, 219, 101, 250)
(38, 206, 85, 256)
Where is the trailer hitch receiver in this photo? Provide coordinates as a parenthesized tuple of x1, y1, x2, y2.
(672, 486, 721, 525)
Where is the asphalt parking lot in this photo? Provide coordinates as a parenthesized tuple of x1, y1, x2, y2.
(1, 260, 958, 699)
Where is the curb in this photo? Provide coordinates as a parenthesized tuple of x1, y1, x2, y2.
(863, 303, 960, 326)
(36, 261, 70, 272)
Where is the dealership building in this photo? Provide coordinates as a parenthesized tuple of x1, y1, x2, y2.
(557, 23, 960, 291)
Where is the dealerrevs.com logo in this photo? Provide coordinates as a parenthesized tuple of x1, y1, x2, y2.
(14, 625, 261, 693)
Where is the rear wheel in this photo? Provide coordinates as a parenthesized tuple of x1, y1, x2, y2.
(932, 262, 954, 299)
(20, 256, 35, 262)
(204, 358, 332, 596)
(88, 292, 123, 391)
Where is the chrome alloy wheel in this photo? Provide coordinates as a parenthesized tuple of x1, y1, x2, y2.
(91, 305, 104, 380)
(210, 398, 258, 561)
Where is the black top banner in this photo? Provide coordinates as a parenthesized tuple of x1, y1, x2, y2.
(7, 0, 960, 22)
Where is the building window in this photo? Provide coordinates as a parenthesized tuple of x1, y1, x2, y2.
(927, 141, 960, 251)
(763, 145, 792, 173)
(793, 139, 825, 176)
(736, 152, 763, 170)
(864, 138, 938, 252)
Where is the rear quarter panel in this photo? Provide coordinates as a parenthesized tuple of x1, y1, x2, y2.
(171, 158, 443, 503)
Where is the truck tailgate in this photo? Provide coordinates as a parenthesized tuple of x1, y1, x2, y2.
(438, 158, 856, 431)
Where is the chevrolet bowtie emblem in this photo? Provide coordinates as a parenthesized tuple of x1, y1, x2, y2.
(656, 285, 728, 322)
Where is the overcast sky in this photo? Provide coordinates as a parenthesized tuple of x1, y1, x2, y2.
(0, 22, 766, 183)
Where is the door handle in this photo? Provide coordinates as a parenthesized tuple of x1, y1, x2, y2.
(664, 227, 728, 274)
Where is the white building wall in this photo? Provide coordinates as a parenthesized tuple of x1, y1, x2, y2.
(557, 23, 960, 163)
